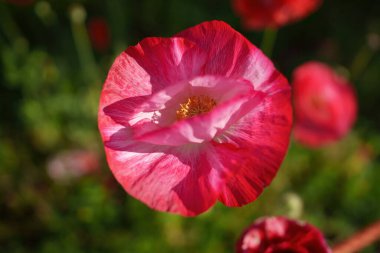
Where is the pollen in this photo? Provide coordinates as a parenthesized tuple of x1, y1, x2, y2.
(176, 95, 217, 120)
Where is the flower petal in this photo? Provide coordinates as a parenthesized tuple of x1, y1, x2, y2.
(176, 20, 285, 94)
(103, 81, 190, 127)
(188, 75, 254, 102)
(104, 137, 218, 216)
(102, 96, 150, 126)
(215, 89, 292, 206)
(124, 37, 207, 89)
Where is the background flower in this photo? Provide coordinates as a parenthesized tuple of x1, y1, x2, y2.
(233, 0, 323, 30)
(47, 149, 99, 182)
(293, 61, 357, 147)
(98, 20, 292, 216)
(87, 17, 111, 52)
(236, 216, 331, 253)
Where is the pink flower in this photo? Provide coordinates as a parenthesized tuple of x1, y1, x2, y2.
(233, 0, 322, 30)
(98, 21, 292, 216)
(293, 62, 357, 147)
(236, 216, 331, 253)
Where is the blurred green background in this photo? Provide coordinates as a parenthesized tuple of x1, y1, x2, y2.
(1, 0, 380, 252)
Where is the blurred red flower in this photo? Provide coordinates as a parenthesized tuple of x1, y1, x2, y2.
(236, 216, 331, 253)
(88, 17, 111, 52)
(293, 62, 357, 147)
(98, 20, 292, 216)
(233, 0, 322, 30)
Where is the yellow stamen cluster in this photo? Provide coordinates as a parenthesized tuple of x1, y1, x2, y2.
(176, 95, 217, 120)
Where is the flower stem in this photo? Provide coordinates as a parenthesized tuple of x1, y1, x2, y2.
(332, 220, 380, 253)
(350, 33, 380, 80)
(261, 28, 278, 58)
(69, 4, 100, 83)
(0, 3, 27, 52)
(350, 45, 372, 81)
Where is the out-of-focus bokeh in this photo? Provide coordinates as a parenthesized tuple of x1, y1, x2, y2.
(1, 0, 380, 252)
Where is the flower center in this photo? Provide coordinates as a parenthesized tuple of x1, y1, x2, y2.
(176, 95, 217, 120)
(310, 95, 328, 112)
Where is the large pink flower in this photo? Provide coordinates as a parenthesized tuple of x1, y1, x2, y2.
(233, 0, 322, 30)
(236, 216, 331, 253)
(98, 21, 292, 216)
(293, 62, 357, 147)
